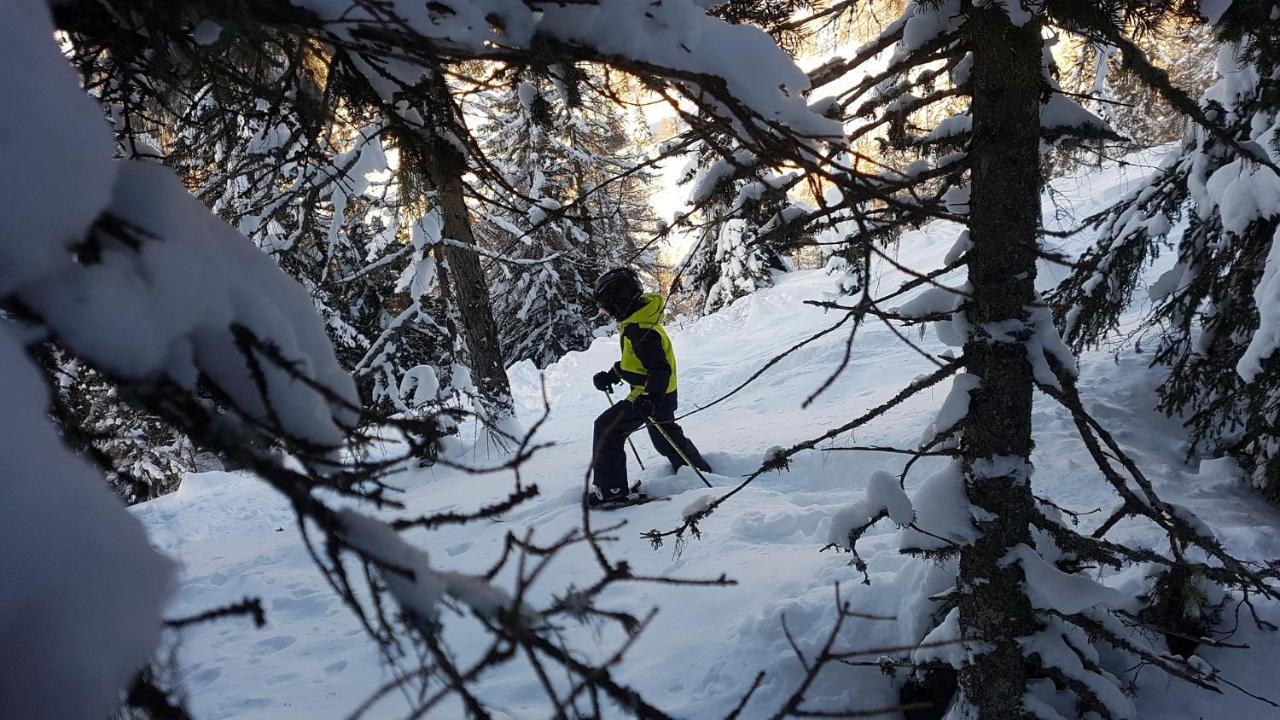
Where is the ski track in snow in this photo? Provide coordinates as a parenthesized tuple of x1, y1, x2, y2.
(133, 154, 1280, 719)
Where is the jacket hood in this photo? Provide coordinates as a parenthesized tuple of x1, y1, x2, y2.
(620, 293, 665, 327)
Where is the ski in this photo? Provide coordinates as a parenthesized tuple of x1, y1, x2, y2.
(591, 494, 670, 511)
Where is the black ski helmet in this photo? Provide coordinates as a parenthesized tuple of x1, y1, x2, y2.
(593, 267, 643, 315)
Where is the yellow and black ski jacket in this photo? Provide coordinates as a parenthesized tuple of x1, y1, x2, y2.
(610, 293, 678, 401)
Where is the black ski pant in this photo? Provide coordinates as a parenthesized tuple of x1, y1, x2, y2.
(591, 392, 710, 497)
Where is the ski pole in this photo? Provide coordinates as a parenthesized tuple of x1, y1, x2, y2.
(645, 416, 712, 488)
(604, 389, 645, 470)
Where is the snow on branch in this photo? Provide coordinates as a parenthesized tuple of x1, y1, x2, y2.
(827, 470, 915, 562)
(1, 5, 363, 710)
(1006, 544, 1125, 615)
(339, 509, 517, 623)
(0, 327, 173, 719)
(27, 163, 361, 448)
(1237, 225, 1280, 381)
(291, 0, 842, 140)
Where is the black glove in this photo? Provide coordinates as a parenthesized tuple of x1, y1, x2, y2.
(631, 394, 655, 418)
(593, 370, 618, 392)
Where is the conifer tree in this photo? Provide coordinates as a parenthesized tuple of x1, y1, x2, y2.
(477, 68, 658, 366)
(1054, 3, 1280, 501)
(673, 137, 801, 315)
(1075, 23, 1217, 147)
(84, 23, 498, 424)
(667, 0, 824, 311)
(38, 349, 197, 504)
(551, 67, 660, 274)
(68, 13, 459, 424)
(477, 73, 601, 367)
(89, 18, 515, 421)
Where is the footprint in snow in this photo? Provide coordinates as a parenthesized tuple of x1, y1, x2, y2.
(188, 667, 221, 686)
(270, 591, 332, 617)
(266, 672, 300, 686)
(252, 636, 296, 654)
(205, 571, 228, 586)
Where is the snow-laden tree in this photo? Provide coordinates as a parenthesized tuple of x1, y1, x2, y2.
(643, 2, 1280, 718)
(665, 0, 822, 315)
(76, 9, 516, 420)
(3, 5, 367, 715)
(1055, 3, 1280, 503)
(475, 68, 659, 367)
(548, 67, 662, 274)
(672, 136, 805, 315)
(9, 0, 849, 717)
(85, 24, 473, 423)
(36, 348, 197, 504)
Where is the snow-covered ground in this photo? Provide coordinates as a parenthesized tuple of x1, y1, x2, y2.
(133, 155, 1280, 719)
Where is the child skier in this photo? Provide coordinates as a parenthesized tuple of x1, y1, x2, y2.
(587, 267, 711, 507)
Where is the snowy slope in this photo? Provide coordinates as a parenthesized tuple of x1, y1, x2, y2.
(133, 153, 1280, 719)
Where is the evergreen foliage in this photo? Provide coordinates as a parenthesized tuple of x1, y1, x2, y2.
(40, 349, 197, 505)
(69, 13, 466, 421)
(1088, 23, 1218, 147)
(1054, 3, 1280, 501)
(673, 136, 804, 315)
(476, 68, 658, 367)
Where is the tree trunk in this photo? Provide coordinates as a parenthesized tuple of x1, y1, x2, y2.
(418, 75, 513, 417)
(956, 8, 1043, 717)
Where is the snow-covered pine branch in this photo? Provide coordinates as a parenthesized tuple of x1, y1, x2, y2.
(1053, 4, 1280, 501)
